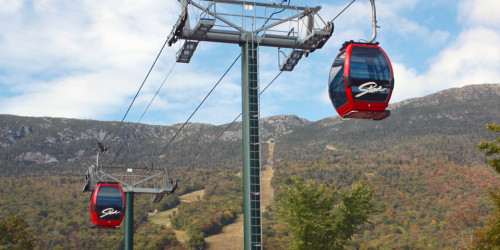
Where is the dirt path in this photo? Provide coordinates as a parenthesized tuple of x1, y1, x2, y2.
(261, 141, 275, 212)
(150, 141, 276, 247)
(204, 141, 276, 249)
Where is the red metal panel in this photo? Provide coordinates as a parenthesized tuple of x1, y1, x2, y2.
(330, 42, 394, 120)
(90, 182, 126, 228)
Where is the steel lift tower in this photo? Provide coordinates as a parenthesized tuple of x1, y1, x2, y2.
(167, 1, 333, 248)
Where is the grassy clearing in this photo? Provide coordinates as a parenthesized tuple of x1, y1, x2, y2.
(205, 215, 244, 250)
(149, 208, 189, 243)
(148, 189, 205, 243)
(149, 207, 177, 226)
(179, 189, 205, 203)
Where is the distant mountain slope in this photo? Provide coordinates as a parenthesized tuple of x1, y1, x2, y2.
(1, 84, 499, 173)
(0, 84, 499, 249)
(1, 84, 498, 174)
(274, 84, 500, 165)
(0, 113, 308, 174)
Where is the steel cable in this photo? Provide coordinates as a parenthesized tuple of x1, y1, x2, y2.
(189, 71, 284, 167)
(100, 35, 171, 160)
(331, 0, 357, 22)
(108, 62, 178, 166)
(155, 54, 241, 161)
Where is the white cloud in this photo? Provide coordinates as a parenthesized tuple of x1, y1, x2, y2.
(430, 27, 500, 84)
(0, 0, 179, 73)
(458, 0, 500, 28)
(0, 70, 132, 118)
(0, 0, 182, 119)
(1, 0, 499, 125)
(390, 0, 500, 101)
(320, 0, 450, 49)
(391, 26, 500, 101)
(390, 62, 424, 102)
(0, 0, 22, 13)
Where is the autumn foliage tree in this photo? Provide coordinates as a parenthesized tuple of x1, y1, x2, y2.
(276, 176, 379, 249)
(474, 123, 500, 248)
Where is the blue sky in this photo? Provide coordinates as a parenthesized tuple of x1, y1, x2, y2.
(0, 0, 499, 125)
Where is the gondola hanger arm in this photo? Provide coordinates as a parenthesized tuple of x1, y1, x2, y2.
(367, 0, 378, 43)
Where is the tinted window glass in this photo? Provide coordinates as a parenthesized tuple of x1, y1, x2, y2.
(349, 46, 391, 103)
(97, 186, 123, 206)
(350, 46, 391, 81)
(329, 51, 348, 109)
(95, 185, 124, 221)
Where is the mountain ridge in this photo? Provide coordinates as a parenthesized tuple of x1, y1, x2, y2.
(1, 83, 499, 249)
(1, 83, 499, 171)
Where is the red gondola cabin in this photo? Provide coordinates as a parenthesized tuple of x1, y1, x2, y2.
(90, 182, 126, 228)
(328, 41, 394, 120)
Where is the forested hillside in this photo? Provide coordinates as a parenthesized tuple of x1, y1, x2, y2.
(0, 84, 499, 249)
(275, 84, 500, 164)
(269, 84, 500, 248)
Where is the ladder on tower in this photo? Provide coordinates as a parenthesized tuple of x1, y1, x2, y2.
(246, 39, 263, 249)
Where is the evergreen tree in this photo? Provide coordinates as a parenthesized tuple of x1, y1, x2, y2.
(276, 176, 379, 249)
(474, 123, 500, 249)
(478, 123, 500, 173)
(0, 215, 37, 250)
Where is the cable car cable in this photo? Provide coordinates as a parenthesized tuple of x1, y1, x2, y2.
(147, 0, 289, 169)
(100, 36, 171, 156)
(81, 2, 292, 237)
(146, 0, 293, 185)
(263, 0, 291, 27)
(192, 113, 241, 166)
(189, 71, 284, 167)
(107, 62, 178, 166)
(133, 204, 158, 230)
(138, 63, 178, 125)
(155, 53, 241, 163)
(331, 0, 356, 22)
(120, 4, 292, 232)
(48, 191, 81, 249)
(187, 1, 289, 165)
